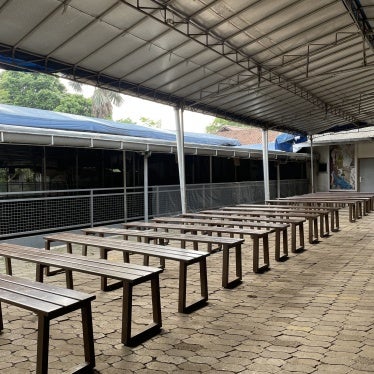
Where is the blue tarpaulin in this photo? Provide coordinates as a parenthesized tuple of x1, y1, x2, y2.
(275, 133, 307, 152)
(0, 104, 240, 146)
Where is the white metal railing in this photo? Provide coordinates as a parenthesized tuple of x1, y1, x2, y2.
(0, 179, 309, 238)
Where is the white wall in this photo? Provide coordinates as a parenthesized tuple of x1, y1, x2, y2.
(358, 142, 374, 158)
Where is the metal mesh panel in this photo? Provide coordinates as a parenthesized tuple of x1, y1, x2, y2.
(0, 179, 309, 238)
(93, 193, 125, 224)
(126, 189, 144, 220)
(150, 186, 181, 216)
(0, 195, 90, 237)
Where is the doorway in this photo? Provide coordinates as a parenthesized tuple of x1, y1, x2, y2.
(359, 158, 374, 192)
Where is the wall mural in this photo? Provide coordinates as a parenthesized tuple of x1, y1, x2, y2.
(329, 144, 356, 190)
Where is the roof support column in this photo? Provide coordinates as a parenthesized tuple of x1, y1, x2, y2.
(310, 135, 315, 193)
(262, 129, 270, 202)
(143, 152, 149, 222)
(174, 106, 187, 214)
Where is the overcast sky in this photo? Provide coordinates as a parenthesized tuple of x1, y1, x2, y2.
(63, 79, 213, 133)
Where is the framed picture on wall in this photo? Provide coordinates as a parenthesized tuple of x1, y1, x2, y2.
(329, 144, 356, 190)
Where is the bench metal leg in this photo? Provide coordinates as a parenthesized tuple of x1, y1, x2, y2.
(44, 240, 65, 277)
(178, 260, 208, 313)
(275, 229, 288, 262)
(320, 214, 330, 237)
(4, 257, 12, 275)
(100, 248, 123, 291)
(36, 302, 95, 374)
(0, 302, 3, 331)
(308, 218, 319, 244)
(252, 235, 270, 273)
(80, 302, 96, 371)
(222, 244, 242, 289)
(334, 210, 340, 231)
(349, 203, 356, 222)
(36, 315, 50, 374)
(122, 278, 162, 346)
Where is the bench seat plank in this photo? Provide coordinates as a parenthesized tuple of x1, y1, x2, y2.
(0, 274, 95, 374)
(44, 232, 210, 313)
(122, 221, 274, 273)
(0, 243, 162, 347)
(82, 226, 244, 288)
(220, 206, 331, 239)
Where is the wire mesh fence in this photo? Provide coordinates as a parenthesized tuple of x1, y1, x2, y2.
(0, 179, 309, 238)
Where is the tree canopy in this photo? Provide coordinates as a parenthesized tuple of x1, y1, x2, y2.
(67, 79, 124, 119)
(0, 71, 92, 116)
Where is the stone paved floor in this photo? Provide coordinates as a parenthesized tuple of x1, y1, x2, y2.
(0, 208, 373, 373)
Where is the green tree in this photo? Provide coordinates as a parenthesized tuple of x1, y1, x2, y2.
(0, 71, 65, 110)
(0, 71, 94, 116)
(139, 117, 161, 128)
(55, 94, 92, 116)
(118, 117, 136, 124)
(206, 117, 246, 133)
(67, 80, 124, 119)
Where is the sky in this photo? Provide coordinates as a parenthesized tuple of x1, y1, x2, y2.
(66, 81, 214, 134)
(0, 69, 214, 134)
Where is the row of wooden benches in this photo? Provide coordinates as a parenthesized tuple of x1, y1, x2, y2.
(2, 195, 372, 373)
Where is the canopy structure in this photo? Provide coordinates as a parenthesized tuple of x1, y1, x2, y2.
(0, 0, 373, 136)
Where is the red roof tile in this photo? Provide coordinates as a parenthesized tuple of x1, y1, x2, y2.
(216, 126, 281, 145)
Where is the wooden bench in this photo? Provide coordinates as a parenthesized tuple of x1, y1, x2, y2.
(297, 192, 374, 214)
(199, 209, 320, 245)
(122, 221, 275, 273)
(151, 215, 290, 260)
(265, 200, 340, 232)
(0, 273, 95, 374)
(277, 196, 366, 223)
(44, 232, 210, 312)
(0, 243, 162, 347)
(82, 226, 243, 288)
(232, 204, 332, 237)
(177, 213, 303, 255)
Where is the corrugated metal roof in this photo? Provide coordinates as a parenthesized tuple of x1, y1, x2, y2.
(0, 0, 373, 135)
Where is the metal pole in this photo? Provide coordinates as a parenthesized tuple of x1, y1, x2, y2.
(310, 135, 315, 193)
(123, 150, 127, 222)
(174, 106, 187, 214)
(143, 153, 149, 222)
(42, 146, 46, 191)
(90, 190, 94, 227)
(262, 129, 270, 202)
(276, 162, 281, 198)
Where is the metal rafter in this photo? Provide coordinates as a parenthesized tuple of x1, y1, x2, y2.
(342, 0, 374, 50)
(120, 0, 359, 131)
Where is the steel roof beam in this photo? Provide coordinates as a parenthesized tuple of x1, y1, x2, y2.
(121, 0, 359, 127)
(342, 0, 374, 50)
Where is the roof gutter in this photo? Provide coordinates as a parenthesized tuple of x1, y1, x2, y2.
(0, 124, 310, 161)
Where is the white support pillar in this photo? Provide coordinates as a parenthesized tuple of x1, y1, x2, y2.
(262, 129, 270, 202)
(175, 106, 187, 214)
(310, 135, 315, 193)
(143, 152, 149, 222)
